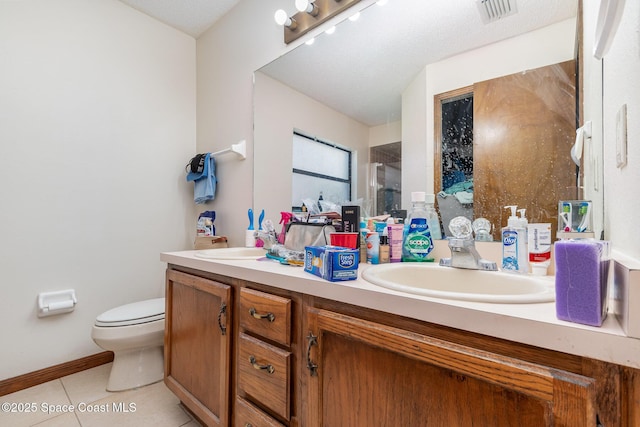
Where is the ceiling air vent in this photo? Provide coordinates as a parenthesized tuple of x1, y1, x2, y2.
(476, 0, 517, 24)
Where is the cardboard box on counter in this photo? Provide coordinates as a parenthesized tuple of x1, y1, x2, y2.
(194, 236, 228, 250)
(304, 246, 359, 282)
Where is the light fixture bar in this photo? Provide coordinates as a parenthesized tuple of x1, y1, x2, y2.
(283, 0, 362, 44)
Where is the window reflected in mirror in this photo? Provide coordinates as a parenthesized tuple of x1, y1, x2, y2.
(291, 131, 352, 212)
(435, 88, 475, 236)
(370, 142, 401, 216)
(441, 94, 474, 193)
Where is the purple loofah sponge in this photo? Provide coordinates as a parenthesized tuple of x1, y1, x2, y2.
(554, 240, 610, 326)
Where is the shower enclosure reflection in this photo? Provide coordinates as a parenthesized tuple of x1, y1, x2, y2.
(370, 142, 401, 216)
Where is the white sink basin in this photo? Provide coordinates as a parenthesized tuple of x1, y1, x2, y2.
(194, 247, 266, 260)
(362, 263, 555, 303)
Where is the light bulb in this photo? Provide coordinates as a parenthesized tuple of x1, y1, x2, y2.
(274, 9, 297, 29)
(296, 0, 318, 16)
(305, 37, 315, 46)
(348, 11, 360, 21)
(325, 26, 336, 35)
(295, 0, 310, 12)
(274, 9, 288, 26)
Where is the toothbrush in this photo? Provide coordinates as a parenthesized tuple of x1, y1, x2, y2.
(248, 209, 254, 230)
(559, 212, 571, 232)
(577, 202, 591, 232)
(561, 202, 572, 231)
(258, 209, 265, 231)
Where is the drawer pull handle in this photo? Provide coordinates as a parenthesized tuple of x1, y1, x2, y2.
(218, 302, 227, 335)
(249, 307, 275, 322)
(249, 355, 275, 374)
(306, 332, 318, 376)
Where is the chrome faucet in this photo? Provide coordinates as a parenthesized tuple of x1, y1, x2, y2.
(253, 219, 279, 249)
(439, 216, 497, 271)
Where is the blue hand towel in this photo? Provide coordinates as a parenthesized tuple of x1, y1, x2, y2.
(187, 153, 216, 204)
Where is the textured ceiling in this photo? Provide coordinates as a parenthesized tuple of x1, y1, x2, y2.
(259, 0, 579, 126)
(117, 0, 241, 38)
(116, 0, 578, 126)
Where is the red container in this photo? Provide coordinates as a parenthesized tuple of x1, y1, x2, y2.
(330, 232, 359, 249)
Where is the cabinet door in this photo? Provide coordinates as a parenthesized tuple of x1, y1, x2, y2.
(165, 269, 232, 426)
(304, 308, 597, 427)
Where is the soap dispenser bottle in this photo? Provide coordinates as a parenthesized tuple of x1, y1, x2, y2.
(502, 205, 527, 273)
(517, 208, 529, 240)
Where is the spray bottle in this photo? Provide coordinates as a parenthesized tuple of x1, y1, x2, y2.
(278, 212, 293, 244)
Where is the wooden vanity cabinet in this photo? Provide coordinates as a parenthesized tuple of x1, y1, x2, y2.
(304, 306, 596, 426)
(164, 267, 639, 427)
(302, 298, 640, 427)
(164, 269, 233, 426)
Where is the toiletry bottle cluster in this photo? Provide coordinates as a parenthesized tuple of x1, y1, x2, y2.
(360, 192, 442, 264)
(499, 204, 553, 276)
(358, 192, 441, 265)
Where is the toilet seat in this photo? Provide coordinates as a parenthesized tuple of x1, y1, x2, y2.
(95, 297, 165, 327)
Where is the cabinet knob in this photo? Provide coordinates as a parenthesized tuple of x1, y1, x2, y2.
(249, 307, 276, 322)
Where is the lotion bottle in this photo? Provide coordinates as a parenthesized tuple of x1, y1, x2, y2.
(501, 205, 527, 273)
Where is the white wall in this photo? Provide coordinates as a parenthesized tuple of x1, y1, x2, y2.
(0, 0, 196, 379)
(598, 0, 640, 259)
(253, 73, 370, 222)
(370, 121, 402, 147)
(195, 0, 288, 246)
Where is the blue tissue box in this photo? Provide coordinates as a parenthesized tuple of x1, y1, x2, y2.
(304, 246, 359, 282)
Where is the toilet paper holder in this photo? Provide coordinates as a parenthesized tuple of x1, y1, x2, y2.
(38, 289, 77, 318)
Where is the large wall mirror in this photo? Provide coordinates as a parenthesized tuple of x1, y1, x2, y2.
(254, 0, 603, 240)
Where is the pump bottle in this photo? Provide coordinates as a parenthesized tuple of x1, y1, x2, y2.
(501, 205, 528, 273)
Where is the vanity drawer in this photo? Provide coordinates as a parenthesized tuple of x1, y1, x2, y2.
(239, 288, 291, 346)
(235, 396, 285, 427)
(237, 332, 291, 421)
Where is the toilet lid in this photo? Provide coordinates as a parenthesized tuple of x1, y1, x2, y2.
(95, 297, 165, 327)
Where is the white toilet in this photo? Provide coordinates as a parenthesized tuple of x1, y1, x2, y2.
(91, 297, 165, 392)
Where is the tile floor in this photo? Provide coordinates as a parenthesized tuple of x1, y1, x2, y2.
(0, 363, 202, 427)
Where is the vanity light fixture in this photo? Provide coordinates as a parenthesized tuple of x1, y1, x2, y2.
(274, 9, 298, 30)
(277, 0, 362, 44)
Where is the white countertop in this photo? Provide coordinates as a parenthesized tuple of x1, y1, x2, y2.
(161, 250, 640, 369)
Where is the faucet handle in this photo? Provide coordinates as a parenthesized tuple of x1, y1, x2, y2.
(472, 218, 494, 242)
(448, 216, 473, 239)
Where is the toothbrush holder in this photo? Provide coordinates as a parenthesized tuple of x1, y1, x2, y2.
(557, 200, 594, 239)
